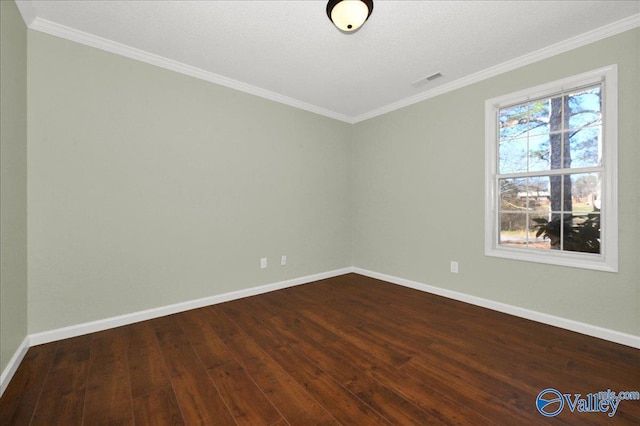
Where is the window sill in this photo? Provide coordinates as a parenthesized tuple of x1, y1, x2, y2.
(485, 245, 618, 272)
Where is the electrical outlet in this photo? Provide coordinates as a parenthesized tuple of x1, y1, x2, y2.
(280, 255, 287, 266)
(450, 261, 459, 274)
(260, 258, 267, 269)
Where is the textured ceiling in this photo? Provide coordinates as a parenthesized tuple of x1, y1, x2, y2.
(16, 1, 640, 122)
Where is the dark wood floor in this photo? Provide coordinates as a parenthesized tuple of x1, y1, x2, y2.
(1, 273, 639, 425)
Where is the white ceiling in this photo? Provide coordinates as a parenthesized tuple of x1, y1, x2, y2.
(15, 1, 640, 123)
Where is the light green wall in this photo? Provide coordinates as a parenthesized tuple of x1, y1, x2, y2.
(27, 31, 352, 333)
(352, 29, 640, 336)
(0, 0, 29, 373)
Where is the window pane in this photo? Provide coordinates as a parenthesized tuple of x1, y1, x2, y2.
(567, 86, 601, 131)
(548, 131, 565, 170)
(529, 99, 550, 133)
(499, 104, 529, 141)
(562, 213, 601, 254)
(548, 175, 571, 213)
(499, 212, 528, 247)
(546, 94, 565, 171)
(499, 178, 527, 211)
(527, 176, 550, 212)
(528, 134, 549, 172)
(567, 126, 602, 168)
(499, 138, 527, 173)
(529, 213, 553, 250)
(570, 173, 601, 212)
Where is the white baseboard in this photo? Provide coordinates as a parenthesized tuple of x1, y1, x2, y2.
(29, 267, 352, 346)
(352, 267, 640, 349)
(0, 336, 30, 398)
(4, 265, 638, 397)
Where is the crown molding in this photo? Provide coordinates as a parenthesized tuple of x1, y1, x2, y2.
(15, 0, 37, 26)
(351, 13, 640, 123)
(15, 3, 640, 125)
(25, 17, 354, 123)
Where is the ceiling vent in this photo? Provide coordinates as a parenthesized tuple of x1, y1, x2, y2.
(410, 72, 443, 88)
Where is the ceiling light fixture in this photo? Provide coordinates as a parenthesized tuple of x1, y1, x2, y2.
(327, 0, 374, 32)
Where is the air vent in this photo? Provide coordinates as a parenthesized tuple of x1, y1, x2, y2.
(410, 72, 444, 88)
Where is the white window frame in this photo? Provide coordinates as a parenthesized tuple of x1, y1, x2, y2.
(484, 65, 618, 272)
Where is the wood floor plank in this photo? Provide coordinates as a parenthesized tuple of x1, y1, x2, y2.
(126, 321, 172, 398)
(132, 388, 185, 426)
(283, 283, 499, 425)
(319, 276, 640, 408)
(177, 308, 236, 371)
(221, 332, 339, 426)
(152, 315, 236, 425)
(82, 327, 134, 426)
(400, 355, 551, 426)
(29, 362, 89, 426)
(297, 307, 414, 368)
(348, 274, 637, 381)
(28, 335, 93, 426)
(187, 305, 339, 425)
(50, 335, 93, 372)
(327, 334, 500, 425)
(262, 343, 391, 426)
(0, 343, 58, 425)
(304, 282, 552, 421)
(217, 305, 392, 425)
(246, 293, 342, 346)
(200, 305, 244, 339)
(260, 314, 441, 425)
(452, 312, 636, 384)
(209, 360, 282, 426)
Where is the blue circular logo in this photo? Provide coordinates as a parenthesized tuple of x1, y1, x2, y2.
(536, 388, 564, 417)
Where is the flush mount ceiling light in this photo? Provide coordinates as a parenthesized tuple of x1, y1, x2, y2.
(327, 0, 374, 32)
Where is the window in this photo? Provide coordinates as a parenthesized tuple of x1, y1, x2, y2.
(485, 66, 618, 272)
